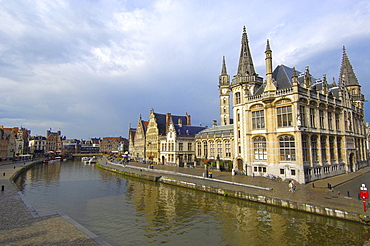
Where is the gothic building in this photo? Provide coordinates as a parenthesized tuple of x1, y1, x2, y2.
(199, 26, 367, 184)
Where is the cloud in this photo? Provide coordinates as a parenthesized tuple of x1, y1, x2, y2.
(0, 0, 370, 139)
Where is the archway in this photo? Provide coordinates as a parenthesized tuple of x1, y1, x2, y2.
(237, 159, 243, 171)
(161, 156, 165, 165)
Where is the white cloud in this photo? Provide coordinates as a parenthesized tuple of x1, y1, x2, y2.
(0, 0, 370, 138)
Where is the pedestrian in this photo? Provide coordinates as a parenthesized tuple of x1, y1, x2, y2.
(292, 179, 296, 192)
(289, 181, 293, 192)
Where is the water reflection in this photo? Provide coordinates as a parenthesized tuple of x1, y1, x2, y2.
(15, 161, 370, 246)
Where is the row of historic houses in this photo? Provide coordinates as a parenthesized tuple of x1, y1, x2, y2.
(129, 26, 368, 184)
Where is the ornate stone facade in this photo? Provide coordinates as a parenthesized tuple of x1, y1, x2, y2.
(204, 26, 368, 184)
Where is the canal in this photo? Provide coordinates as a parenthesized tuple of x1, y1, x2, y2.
(15, 160, 370, 246)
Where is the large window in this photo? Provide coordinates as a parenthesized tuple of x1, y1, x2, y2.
(203, 142, 208, 158)
(210, 141, 215, 157)
(277, 106, 293, 127)
(319, 110, 325, 129)
(310, 108, 316, 128)
(299, 106, 306, 126)
(335, 113, 340, 131)
(235, 92, 241, 104)
(225, 141, 231, 157)
(302, 135, 309, 162)
(253, 136, 267, 160)
(337, 137, 342, 161)
(329, 137, 335, 163)
(252, 110, 265, 129)
(197, 142, 201, 156)
(311, 135, 318, 163)
(320, 136, 327, 162)
(217, 141, 222, 157)
(328, 112, 333, 130)
(279, 135, 295, 161)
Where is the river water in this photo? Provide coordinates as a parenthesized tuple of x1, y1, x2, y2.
(14, 160, 370, 246)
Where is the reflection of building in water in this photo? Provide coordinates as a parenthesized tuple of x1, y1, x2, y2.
(196, 26, 368, 184)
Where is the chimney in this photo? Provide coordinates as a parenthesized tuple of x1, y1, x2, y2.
(166, 113, 172, 132)
(178, 118, 182, 127)
(185, 112, 191, 125)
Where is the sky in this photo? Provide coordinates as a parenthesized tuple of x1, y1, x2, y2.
(1, 0, 370, 140)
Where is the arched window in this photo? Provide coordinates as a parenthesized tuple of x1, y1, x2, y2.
(279, 135, 295, 161)
(253, 136, 267, 160)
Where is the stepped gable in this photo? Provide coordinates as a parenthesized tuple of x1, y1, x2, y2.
(154, 112, 189, 135)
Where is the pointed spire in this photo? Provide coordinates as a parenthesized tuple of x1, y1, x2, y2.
(221, 56, 227, 75)
(332, 77, 337, 87)
(219, 56, 230, 86)
(237, 26, 256, 76)
(264, 39, 275, 92)
(339, 45, 359, 87)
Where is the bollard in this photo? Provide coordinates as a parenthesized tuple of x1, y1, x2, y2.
(312, 183, 315, 188)
(1, 185, 4, 191)
(347, 191, 350, 197)
(14, 166, 15, 169)
(3, 172, 5, 176)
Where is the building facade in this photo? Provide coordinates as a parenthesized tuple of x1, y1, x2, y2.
(215, 27, 367, 184)
(100, 137, 128, 154)
(128, 116, 148, 162)
(160, 116, 206, 166)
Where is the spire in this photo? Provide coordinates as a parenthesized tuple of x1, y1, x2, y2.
(237, 26, 256, 76)
(264, 39, 275, 92)
(339, 46, 359, 87)
(221, 56, 227, 75)
(219, 56, 230, 86)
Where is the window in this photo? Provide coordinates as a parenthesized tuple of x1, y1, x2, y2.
(277, 106, 293, 127)
(252, 110, 265, 129)
(319, 110, 325, 129)
(179, 143, 183, 151)
(217, 141, 222, 157)
(329, 137, 335, 162)
(302, 135, 309, 162)
(197, 142, 201, 156)
(203, 142, 208, 157)
(328, 112, 333, 130)
(237, 110, 240, 122)
(335, 113, 340, 131)
(188, 143, 192, 151)
(279, 135, 295, 161)
(253, 136, 267, 160)
(225, 141, 231, 157)
(280, 169, 285, 174)
(310, 108, 316, 128)
(210, 141, 215, 157)
(320, 136, 327, 162)
(299, 106, 306, 126)
(344, 112, 348, 131)
(235, 92, 241, 104)
(291, 169, 296, 176)
(311, 135, 318, 163)
(337, 137, 342, 161)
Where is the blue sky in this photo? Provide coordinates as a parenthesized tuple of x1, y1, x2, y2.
(1, 0, 370, 139)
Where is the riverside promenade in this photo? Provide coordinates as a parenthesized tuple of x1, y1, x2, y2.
(0, 160, 109, 246)
(100, 158, 370, 224)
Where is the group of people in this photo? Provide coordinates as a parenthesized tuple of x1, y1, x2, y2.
(289, 179, 296, 192)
